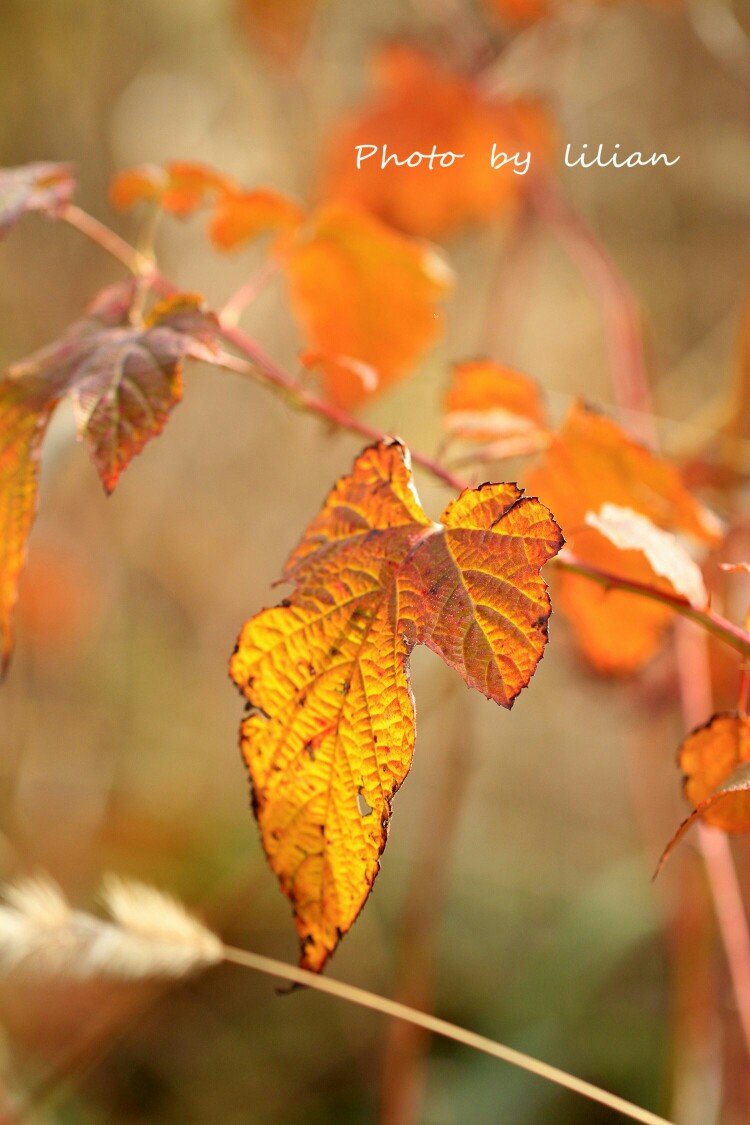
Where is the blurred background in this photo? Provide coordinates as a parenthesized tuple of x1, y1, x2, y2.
(1, 0, 750, 1121)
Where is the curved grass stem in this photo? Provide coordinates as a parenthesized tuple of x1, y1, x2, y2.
(222, 944, 675, 1125)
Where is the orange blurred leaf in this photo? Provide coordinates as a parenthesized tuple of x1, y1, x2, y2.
(281, 203, 452, 409)
(527, 402, 721, 674)
(484, 0, 675, 26)
(236, 0, 319, 66)
(484, 0, 552, 24)
(230, 441, 562, 970)
(584, 504, 709, 610)
(209, 189, 305, 251)
(109, 162, 231, 217)
(17, 538, 93, 653)
(0, 385, 55, 676)
(111, 163, 305, 254)
(0, 284, 220, 675)
(681, 713, 750, 828)
(0, 162, 75, 238)
(657, 715, 750, 872)
(443, 360, 547, 442)
(322, 45, 554, 238)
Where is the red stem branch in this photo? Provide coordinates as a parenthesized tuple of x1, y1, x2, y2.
(676, 622, 750, 1061)
(215, 330, 467, 491)
(530, 176, 656, 444)
(60, 200, 750, 660)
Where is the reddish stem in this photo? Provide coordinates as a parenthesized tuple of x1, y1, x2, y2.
(554, 555, 750, 660)
(59, 200, 750, 660)
(220, 260, 280, 325)
(530, 176, 656, 444)
(739, 662, 750, 717)
(676, 622, 750, 1061)
(62, 205, 150, 275)
(216, 328, 467, 492)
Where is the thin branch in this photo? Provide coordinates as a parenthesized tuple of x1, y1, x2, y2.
(221, 945, 675, 1125)
(696, 825, 750, 1059)
(60, 203, 750, 660)
(554, 555, 750, 659)
(530, 176, 656, 445)
(214, 338, 467, 491)
(675, 622, 750, 1061)
(220, 260, 280, 326)
(61, 205, 152, 276)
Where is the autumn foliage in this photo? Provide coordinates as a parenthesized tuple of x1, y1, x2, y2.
(527, 401, 721, 674)
(1, 11, 749, 1026)
(322, 45, 553, 238)
(229, 442, 562, 968)
(2, 118, 750, 998)
(0, 279, 219, 674)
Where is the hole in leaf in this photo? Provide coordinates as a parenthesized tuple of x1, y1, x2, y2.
(357, 789, 374, 817)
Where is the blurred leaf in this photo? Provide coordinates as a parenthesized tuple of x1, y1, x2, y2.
(584, 503, 708, 610)
(0, 385, 55, 677)
(230, 440, 562, 970)
(0, 284, 220, 675)
(236, 0, 319, 66)
(209, 189, 305, 251)
(111, 163, 305, 252)
(443, 360, 548, 443)
(110, 162, 231, 217)
(322, 45, 553, 238)
(527, 402, 721, 674)
(17, 538, 93, 653)
(0, 162, 75, 238)
(483, 0, 552, 24)
(281, 204, 453, 409)
(658, 715, 750, 872)
(680, 713, 750, 831)
(484, 0, 676, 27)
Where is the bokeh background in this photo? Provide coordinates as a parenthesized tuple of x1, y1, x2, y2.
(1, 0, 750, 1122)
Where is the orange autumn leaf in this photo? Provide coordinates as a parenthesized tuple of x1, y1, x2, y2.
(0, 162, 75, 238)
(109, 162, 231, 217)
(111, 162, 303, 252)
(484, 0, 552, 23)
(584, 504, 708, 611)
(229, 441, 562, 970)
(17, 538, 93, 653)
(236, 0, 319, 67)
(281, 204, 452, 410)
(485, 0, 675, 26)
(0, 385, 55, 676)
(321, 45, 554, 238)
(443, 360, 548, 443)
(681, 713, 750, 829)
(526, 402, 721, 674)
(209, 188, 305, 251)
(657, 715, 750, 872)
(0, 283, 220, 675)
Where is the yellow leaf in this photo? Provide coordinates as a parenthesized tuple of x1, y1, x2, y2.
(230, 441, 562, 969)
